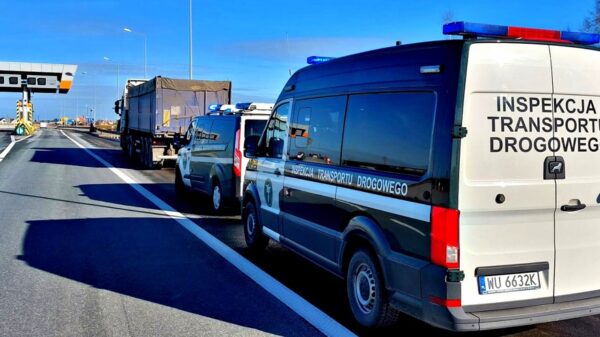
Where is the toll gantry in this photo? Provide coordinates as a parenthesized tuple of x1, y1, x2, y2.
(0, 62, 77, 135)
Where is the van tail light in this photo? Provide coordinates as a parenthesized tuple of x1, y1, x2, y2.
(431, 206, 460, 269)
(233, 129, 242, 177)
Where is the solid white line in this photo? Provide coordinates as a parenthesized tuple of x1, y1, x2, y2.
(60, 130, 356, 337)
(0, 134, 32, 163)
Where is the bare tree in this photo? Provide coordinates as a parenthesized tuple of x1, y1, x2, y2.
(442, 10, 455, 25)
(583, 0, 600, 33)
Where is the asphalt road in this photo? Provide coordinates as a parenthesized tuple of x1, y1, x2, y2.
(0, 129, 322, 337)
(0, 130, 11, 152)
(1, 128, 600, 337)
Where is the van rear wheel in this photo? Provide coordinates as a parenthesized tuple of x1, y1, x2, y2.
(346, 249, 400, 328)
(243, 201, 268, 252)
(211, 180, 223, 213)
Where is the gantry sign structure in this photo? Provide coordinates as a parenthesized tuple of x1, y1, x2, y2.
(0, 62, 77, 135)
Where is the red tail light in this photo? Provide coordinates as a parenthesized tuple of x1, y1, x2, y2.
(430, 296, 461, 308)
(233, 129, 242, 177)
(431, 206, 460, 269)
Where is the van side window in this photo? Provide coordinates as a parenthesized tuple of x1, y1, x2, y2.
(262, 102, 290, 159)
(208, 118, 235, 153)
(341, 92, 435, 176)
(194, 119, 213, 145)
(289, 96, 346, 165)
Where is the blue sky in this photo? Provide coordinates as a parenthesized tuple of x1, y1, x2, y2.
(0, 0, 595, 121)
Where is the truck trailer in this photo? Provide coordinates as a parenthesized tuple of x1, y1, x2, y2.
(115, 76, 232, 168)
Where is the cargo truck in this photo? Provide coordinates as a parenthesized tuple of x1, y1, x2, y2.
(114, 76, 232, 168)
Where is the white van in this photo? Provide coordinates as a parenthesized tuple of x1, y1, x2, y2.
(241, 22, 600, 330)
(176, 103, 272, 212)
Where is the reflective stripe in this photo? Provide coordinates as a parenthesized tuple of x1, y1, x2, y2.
(262, 227, 281, 242)
(336, 186, 431, 222)
(284, 176, 336, 198)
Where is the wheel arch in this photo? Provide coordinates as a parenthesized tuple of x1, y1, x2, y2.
(339, 215, 393, 278)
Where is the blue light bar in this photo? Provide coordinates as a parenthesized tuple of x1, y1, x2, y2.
(208, 104, 222, 112)
(443, 22, 507, 37)
(561, 30, 600, 45)
(443, 21, 600, 45)
(235, 102, 252, 110)
(307, 56, 335, 65)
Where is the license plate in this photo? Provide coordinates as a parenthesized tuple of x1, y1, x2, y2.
(478, 272, 541, 295)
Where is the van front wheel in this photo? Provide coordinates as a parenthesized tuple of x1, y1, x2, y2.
(346, 249, 400, 328)
(243, 201, 268, 252)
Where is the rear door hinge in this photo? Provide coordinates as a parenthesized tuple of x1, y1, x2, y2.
(446, 270, 465, 282)
(452, 126, 468, 139)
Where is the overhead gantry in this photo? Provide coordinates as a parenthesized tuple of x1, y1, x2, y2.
(0, 62, 77, 135)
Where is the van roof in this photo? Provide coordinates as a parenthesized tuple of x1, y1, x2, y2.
(277, 38, 599, 101)
(277, 40, 465, 101)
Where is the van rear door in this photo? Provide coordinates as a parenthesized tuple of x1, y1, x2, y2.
(458, 42, 556, 308)
(550, 45, 600, 300)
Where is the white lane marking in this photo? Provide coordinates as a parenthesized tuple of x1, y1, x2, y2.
(0, 134, 33, 163)
(60, 130, 356, 337)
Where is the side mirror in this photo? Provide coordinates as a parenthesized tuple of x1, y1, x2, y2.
(244, 135, 260, 158)
(174, 133, 189, 147)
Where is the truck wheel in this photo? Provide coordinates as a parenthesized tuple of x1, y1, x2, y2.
(146, 139, 154, 169)
(243, 201, 268, 252)
(127, 136, 135, 159)
(175, 168, 187, 198)
(140, 138, 147, 167)
(211, 180, 223, 213)
(346, 249, 400, 328)
(141, 137, 149, 168)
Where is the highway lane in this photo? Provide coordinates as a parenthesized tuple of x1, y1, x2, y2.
(3, 128, 600, 337)
(68, 129, 600, 337)
(0, 130, 11, 152)
(0, 128, 322, 337)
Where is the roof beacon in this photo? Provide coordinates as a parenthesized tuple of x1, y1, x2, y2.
(443, 21, 600, 45)
(307, 56, 336, 65)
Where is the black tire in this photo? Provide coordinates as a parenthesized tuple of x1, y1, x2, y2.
(175, 168, 187, 198)
(145, 138, 153, 169)
(140, 138, 147, 167)
(243, 201, 269, 252)
(211, 180, 224, 213)
(127, 136, 135, 160)
(346, 249, 400, 328)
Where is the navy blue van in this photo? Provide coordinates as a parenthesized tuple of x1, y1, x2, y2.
(242, 22, 600, 331)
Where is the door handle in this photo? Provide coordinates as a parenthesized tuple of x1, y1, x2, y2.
(561, 202, 586, 212)
(274, 169, 281, 176)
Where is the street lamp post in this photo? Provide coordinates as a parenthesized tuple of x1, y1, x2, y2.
(189, 0, 193, 80)
(124, 27, 147, 79)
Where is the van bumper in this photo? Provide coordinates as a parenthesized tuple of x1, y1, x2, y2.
(391, 286, 600, 332)
(382, 253, 600, 331)
(461, 295, 600, 331)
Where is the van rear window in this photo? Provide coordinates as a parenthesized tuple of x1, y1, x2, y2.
(245, 120, 267, 138)
(341, 92, 435, 176)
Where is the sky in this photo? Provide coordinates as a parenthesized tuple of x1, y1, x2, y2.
(0, 0, 595, 121)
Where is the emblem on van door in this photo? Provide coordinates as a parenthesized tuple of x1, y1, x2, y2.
(264, 178, 273, 207)
(543, 156, 565, 180)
